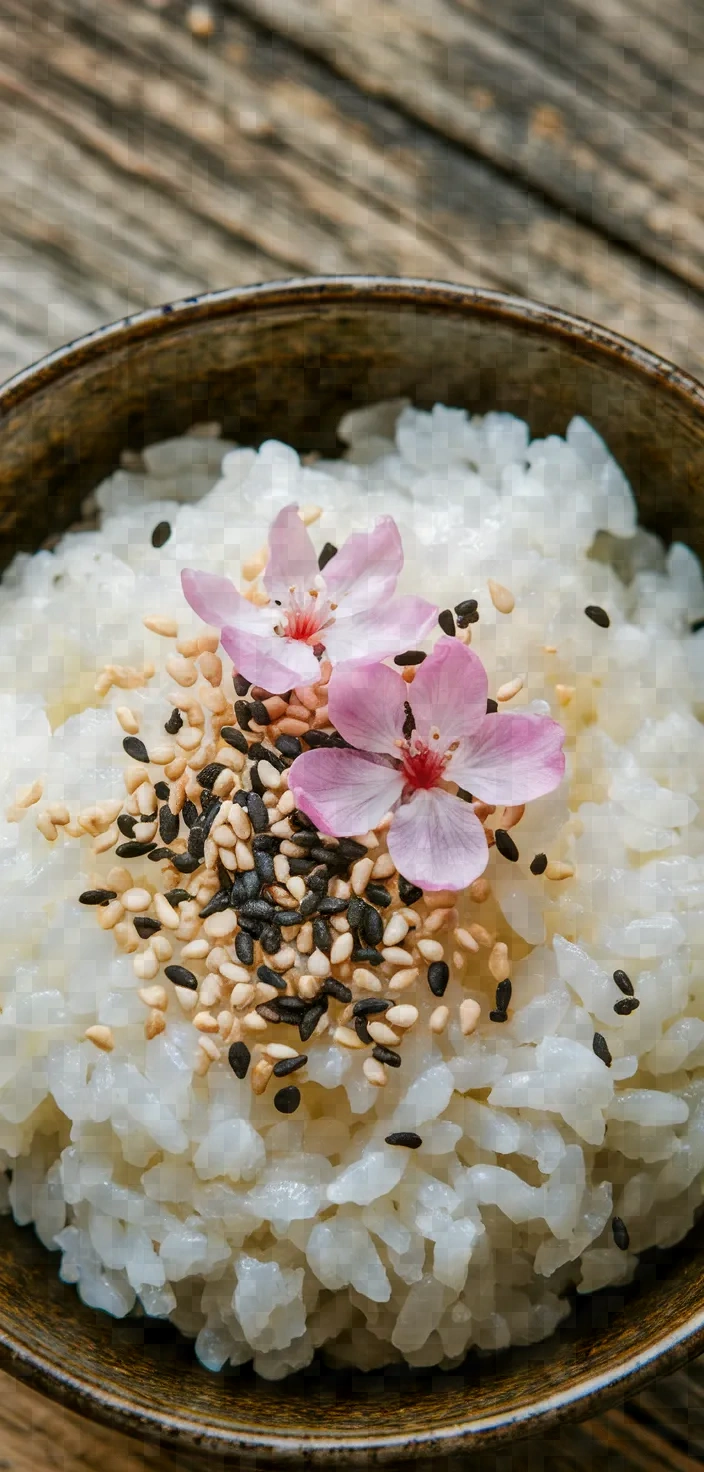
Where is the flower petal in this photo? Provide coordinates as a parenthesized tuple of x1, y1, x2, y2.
(327, 662, 406, 756)
(324, 517, 404, 617)
(221, 624, 320, 695)
(450, 712, 566, 804)
(181, 569, 271, 634)
(407, 637, 488, 749)
(387, 787, 489, 892)
(264, 503, 319, 600)
(324, 595, 438, 668)
(288, 749, 404, 836)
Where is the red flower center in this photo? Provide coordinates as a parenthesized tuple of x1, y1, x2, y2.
(400, 741, 448, 792)
(280, 591, 333, 645)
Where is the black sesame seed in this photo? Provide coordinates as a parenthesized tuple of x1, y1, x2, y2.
(231, 931, 252, 966)
(614, 997, 640, 1015)
(165, 888, 191, 907)
(233, 673, 251, 697)
(613, 969, 634, 997)
(252, 834, 281, 854)
(438, 609, 456, 637)
(287, 857, 315, 877)
(228, 1041, 251, 1079)
(312, 917, 332, 953)
(402, 701, 415, 740)
(301, 730, 331, 749)
(495, 978, 512, 1012)
(361, 905, 384, 946)
(249, 742, 286, 772)
(159, 806, 179, 844)
(154, 780, 170, 801)
(241, 870, 263, 900)
(530, 852, 548, 875)
(310, 844, 343, 867)
(298, 891, 319, 919)
(300, 1001, 327, 1041)
(196, 890, 230, 920)
(373, 1045, 401, 1068)
(351, 947, 384, 966)
(456, 787, 472, 803)
(247, 792, 269, 833)
(366, 883, 392, 908)
(427, 961, 449, 997)
(235, 699, 253, 731)
(257, 965, 287, 991)
(321, 978, 352, 1003)
(276, 734, 303, 760)
(256, 1003, 282, 1024)
(274, 1085, 301, 1114)
(454, 598, 478, 618)
(394, 650, 427, 666)
(612, 1216, 630, 1251)
(260, 925, 282, 954)
(318, 541, 338, 570)
(172, 852, 202, 874)
(486, 698, 498, 714)
(317, 896, 347, 916)
(232, 791, 250, 809)
(273, 1054, 308, 1077)
(495, 829, 519, 862)
(352, 998, 391, 1017)
(308, 867, 330, 895)
(398, 875, 423, 906)
(250, 700, 270, 726)
(291, 809, 316, 831)
(337, 838, 370, 861)
(133, 916, 162, 940)
(115, 840, 158, 859)
(181, 800, 198, 828)
(164, 708, 183, 735)
(489, 1010, 508, 1023)
(592, 1032, 612, 1067)
(385, 1131, 422, 1148)
(146, 846, 176, 863)
(196, 762, 226, 789)
(219, 726, 248, 754)
(241, 899, 275, 921)
(585, 604, 610, 628)
(275, 909, 304, 927)
(254, 849, 276, 884)
(275, 996, 308, 1017)
(249, 763, 266, 798)
(79, 888, 117, 906)
(122, 735, 150, 763)
(165, 965, 198, 991)
(355, 1016, 373, 1044)
(457, 609, 479, 627)
(117, 814, 137, 838)
(347, 896, 365, 930)
(690, 618, 704, 635)
(151, 520, 171, 548)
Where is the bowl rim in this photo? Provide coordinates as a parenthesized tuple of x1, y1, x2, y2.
(2, 273, 704, 1461)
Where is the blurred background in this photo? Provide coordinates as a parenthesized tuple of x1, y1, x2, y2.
(2, 3, 704, 1470)
(1, 0, 702, 382)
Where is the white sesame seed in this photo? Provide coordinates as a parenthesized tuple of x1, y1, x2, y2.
(218, 1010, 234, 1038)
(235, 841, 255, 871)
(334, 1025, 365, 1049)
(489, 942, 510, 983)
(113, 921, 138, 953)
(387, 966, 419, 994)
(133, 949, 160, 981)
(297, 974, 320, 1001)
(352, 967, 383, 993)
(229, 804, 252, 840)
(363, 1057, 387, 1087)
(309, 947, 331, 977)
(383, 913, 409, 947)
(213, 769, 236, 797)
(385, 1004, 418, 1029)
(330, 915, 349, 934)
(193, 1011, 220, 1033)
(278, 789, 296, 815)
(165, 654, 198, 687)
(371, 853, 396, 880)
(270, 818, 295, 839)
(197, 1034, 221, 1063)
(121, 887, 152, 913)
(545, 860, 575, 881)
(242, 1010, 268, 1032)
(424, 907, 458, 933)
(468, 923, 493, 948)
(145, 1009, 166, 1041)
(115, 706, 140, 735)
(85, 1025, 115, 1052)
(258, 760, 282, 791)
(286, 875, 306, 901)
(212, 824, 236, 849)
(143, 615, 178, 637)
(96, 900, 125, 931)
(429, 1005, 449, 1034)
(417, 938, 444, 962)
(555, 684, 575, 706)
(351, 856, 374, 895)
(367, 1020, 401, 1046)
(199, 974, 223, 1008)
(497, 676, 524, 702)
(149, 744, 177, 765)
(460, 998, 482, 1035)
(93, 823, 120, 854)
(46, 801, 70, 826)
(199, 651, 222, 687)
(251, 1057, 274, 1094)
(151, 935, 173, 963)
(219, 962, 252, 986)
(231, 983, 256, 1009)
(203, 911, 238, 940)
(454, 927, 480, 953)
(138, 984, 168, 1010)
(330, 932, 354, 965)
(183, 938, 213, 962)
(36, 812, 57, 842)
(296, 921, 314, 955)
(269, 946, 296, 971)
(274, 853, 290, 882)
(487, 579, 515, 615)
(176, 726, 203, 752)
(12, 777, 44, 810)
(154, 894, 181, 931)
(381, 946, 415, 967)
(255, 983, 280, 1004)
(264, 1043, 299, 1061)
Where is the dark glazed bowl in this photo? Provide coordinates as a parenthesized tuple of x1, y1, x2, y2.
(1, 277, 704, 1464)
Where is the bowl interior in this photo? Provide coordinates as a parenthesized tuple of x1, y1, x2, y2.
(2, 280, 704, 1463)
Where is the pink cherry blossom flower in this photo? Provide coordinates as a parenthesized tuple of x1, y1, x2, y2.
(181, 505, 437, 695)
(288, 639, 566, 892)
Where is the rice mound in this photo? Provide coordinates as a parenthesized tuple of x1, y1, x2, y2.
(2, 401, 704, 1379)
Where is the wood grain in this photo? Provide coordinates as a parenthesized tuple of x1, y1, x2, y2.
(0, 0, 701, 380)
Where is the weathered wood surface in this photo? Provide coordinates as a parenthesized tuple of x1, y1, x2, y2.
(2, 1, 704, 1467)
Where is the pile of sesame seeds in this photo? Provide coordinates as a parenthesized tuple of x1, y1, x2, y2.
(19, 578, 618, 1132)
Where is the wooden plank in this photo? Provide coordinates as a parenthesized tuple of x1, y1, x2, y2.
(0, 0, 701, 378)
(232, 0, 704, 293)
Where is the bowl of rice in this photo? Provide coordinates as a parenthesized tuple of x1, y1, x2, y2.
(2, 276, 704, 1464)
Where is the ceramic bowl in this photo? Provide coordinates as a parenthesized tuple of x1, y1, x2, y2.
(1, 277, 704, 1465)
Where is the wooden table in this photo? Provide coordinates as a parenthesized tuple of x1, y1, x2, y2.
(1, 0, 704, 1466)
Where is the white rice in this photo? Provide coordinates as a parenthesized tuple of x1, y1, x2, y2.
(2, 400, 704, 1379)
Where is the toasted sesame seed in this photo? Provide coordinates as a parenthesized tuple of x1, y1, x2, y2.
(613, 969, 634, 996)
(496, 677, 523, 703)
(385, 1131, 421, 1148)
(487, 579, 515, 615)
(612, 1216, 630, 1250)
(143, 613, 178, 636)
(85, 1024, 115, 1052)
(585, 605, 610, 628)
(489, 942, 510, 982)
(251, 1057, 274, 1094)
